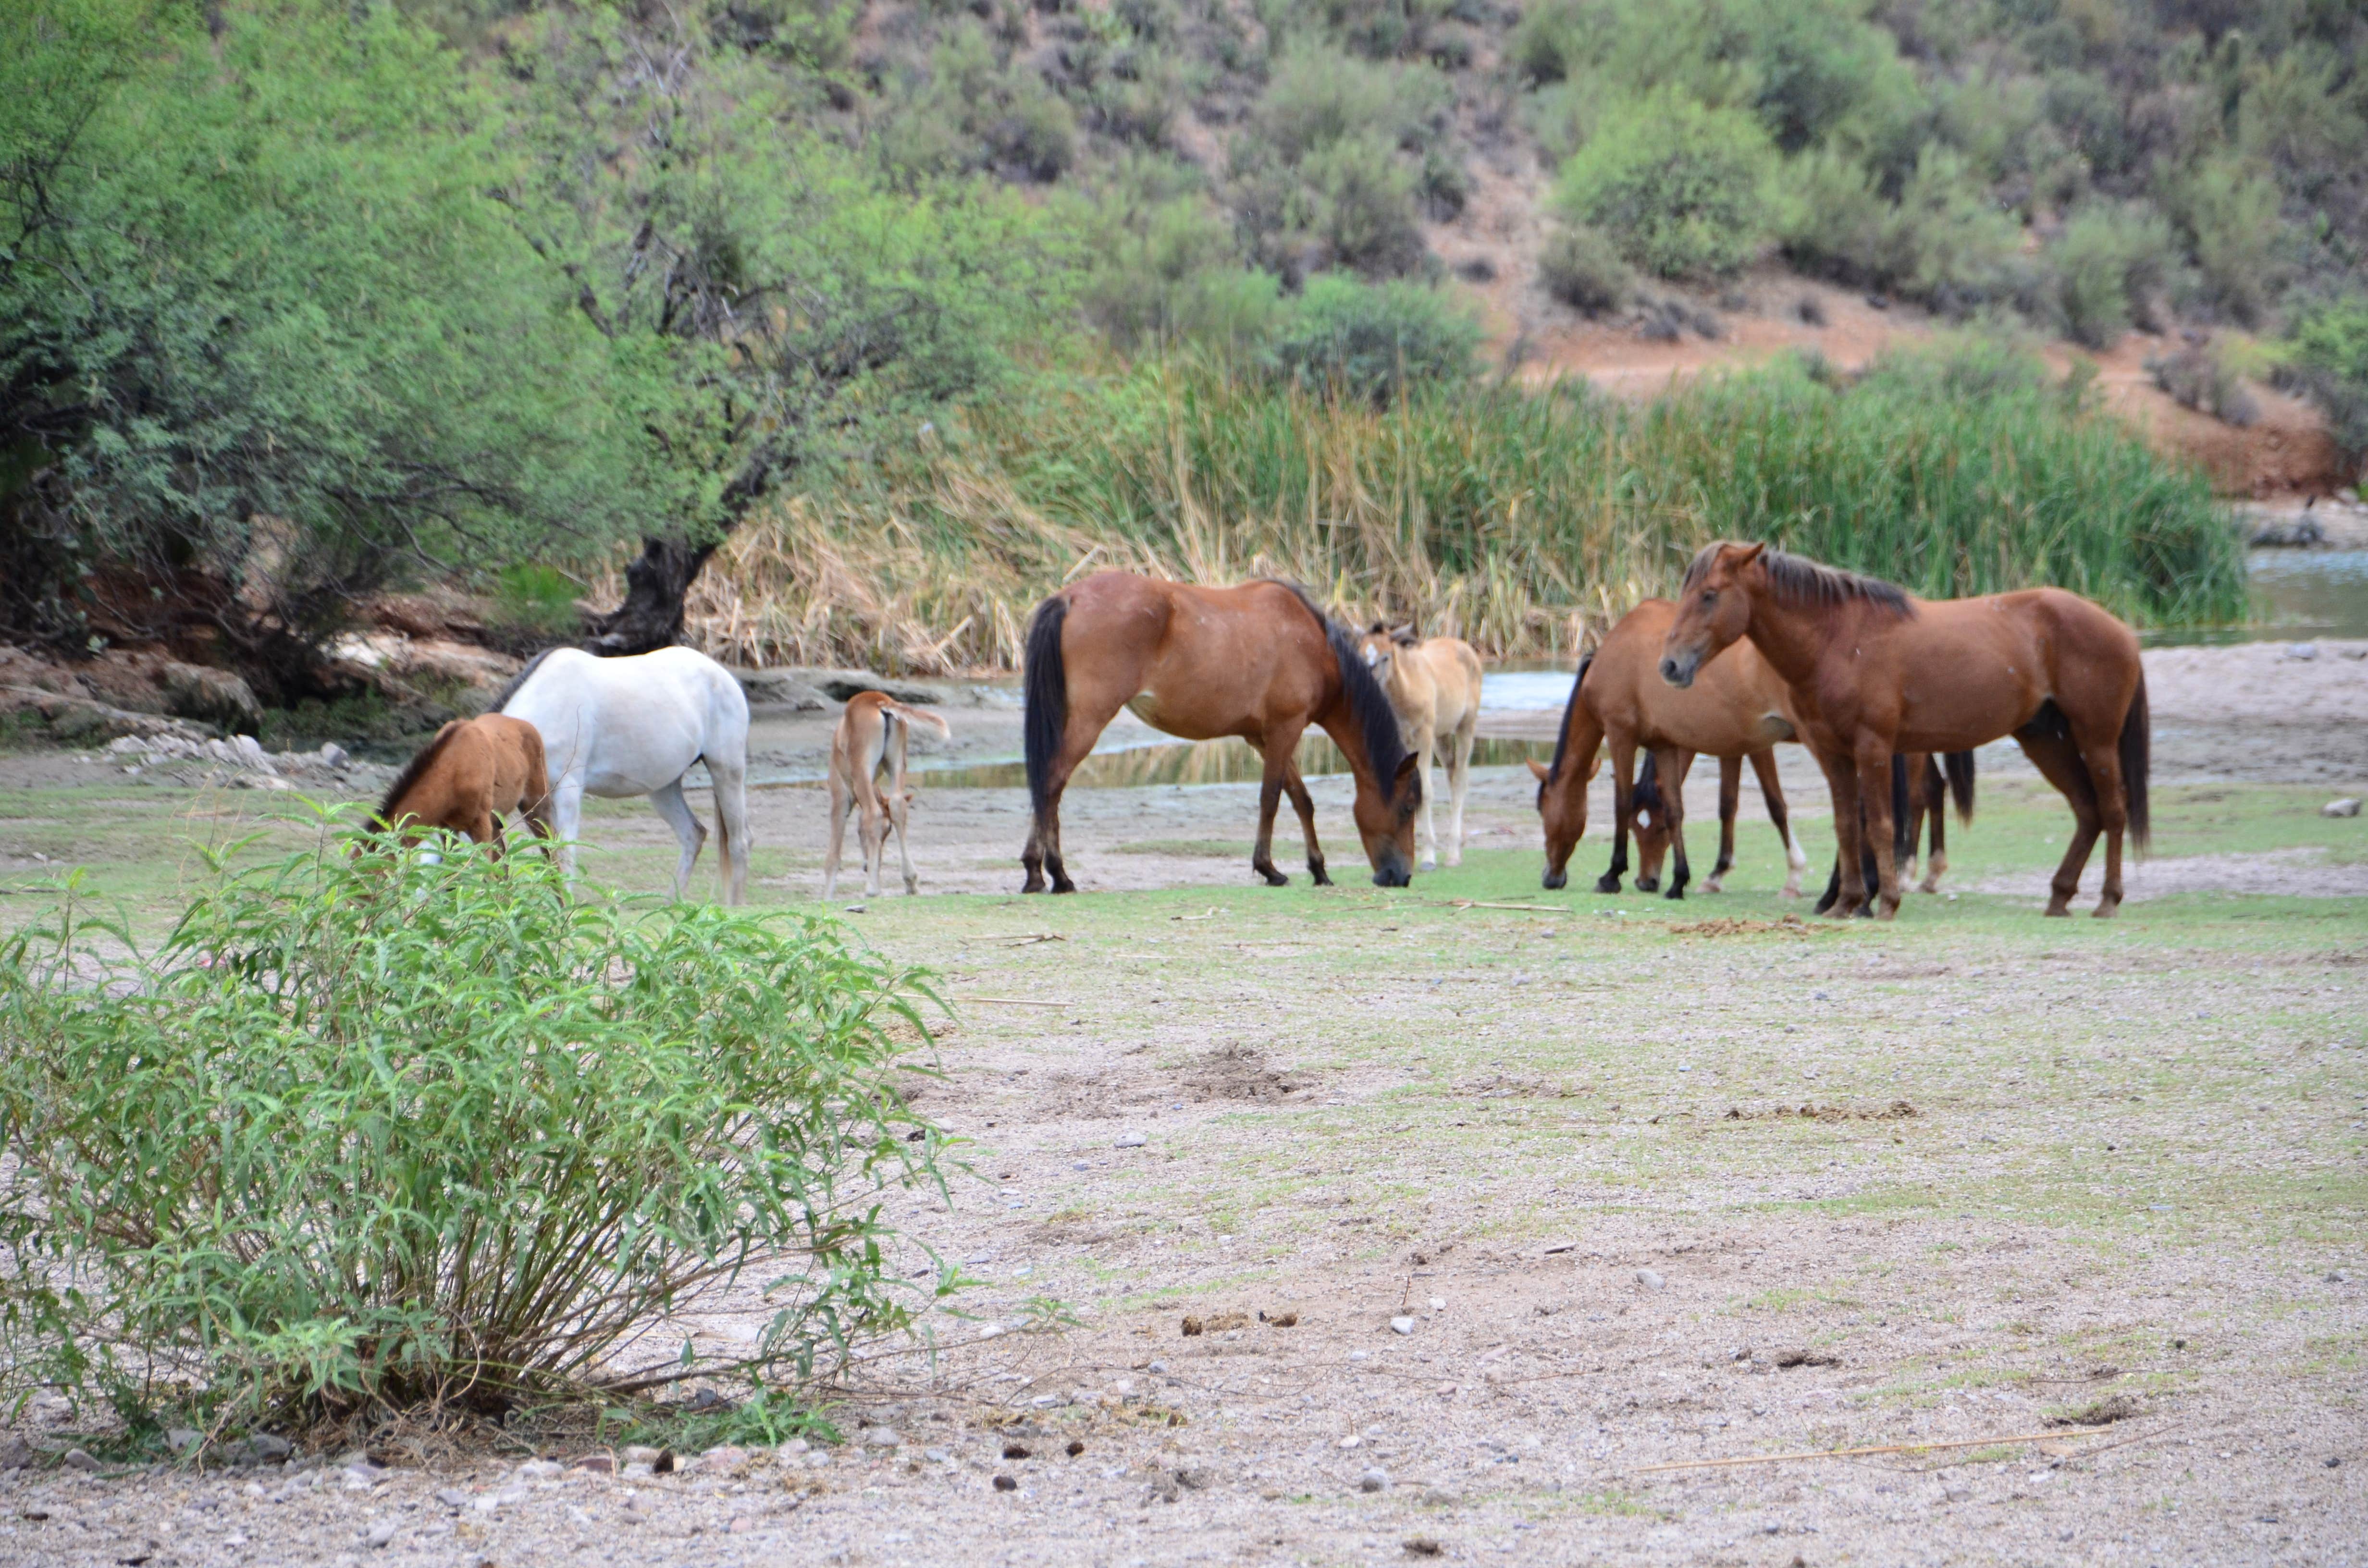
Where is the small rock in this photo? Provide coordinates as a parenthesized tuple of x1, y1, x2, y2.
(472, 1487, 527, 1514)
(569, 1455, 614, 1475)
(700, 1445, 749, 1470)
(1636, 1268, 1666, 1291)
(238, 1433, 293, 1464)
(1405, 1540, 1444, 1559)
(1390, 1316, 1416, 1335)
(728, 1515, 757, 1534)
(164, 1429, 203, 1456)
(1175, 1465, 1211, 1490)
(516, 1459, 563, 1480)
(0, 1435, 33, 1471)
(993, 1474, 1018, 1492)
(620, 1445, 664, 1466)
(435, 1489, 469, 1508)
(64, 1448, 101, 1473)
(1338, 1435, 1363, 1449)
(1359, 1467, 1390, 1493)
(2324, 798, 2361, 818)
(1428, 1297, 1445, 1312)
(1066, 1439, 1086, 1457)
(2285, 642, 2320, 661)
(2330, 1271, 2349, 1284)
(778, 1438, 810, 1458)
(362, 1519, 399, 1549)
(924, 1447, 953, 1463)
(623, 1493, 654, 1520)
(1114, 1132, 1147, 1148)
(863, 1428, 902, 1449)
(319, 742, 349, 769)
(620, 1462, 654, 1480)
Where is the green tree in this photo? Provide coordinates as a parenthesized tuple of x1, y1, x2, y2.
(1554, 87, 1777, 280)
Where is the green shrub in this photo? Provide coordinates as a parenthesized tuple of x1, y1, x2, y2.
(1554, 88, 1776, 280)
(1304, 134, 1427, 275)
(2287, 298, 2368, 462)
(1264, 275, 1481, 404)
(0, 837, 949, 1430)
(1540, 223, 1632, 315)
(2146, 339, 2260, 427)
(489, 564, 584, 643)
(2050, 204, 2174, 349)
(2165, 154, 2282, 327)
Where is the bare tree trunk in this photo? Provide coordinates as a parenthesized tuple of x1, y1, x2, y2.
(582, 448, 779, 657)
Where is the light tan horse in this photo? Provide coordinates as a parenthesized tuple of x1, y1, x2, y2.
(1529, 599, 1807, 898)
(824, 690, 951, 898)
(1663, 543, 2146, 918)
(1357, 624, 1483, 870)
(1021, 573, 1421, 891)
(370, 714, 554, 853)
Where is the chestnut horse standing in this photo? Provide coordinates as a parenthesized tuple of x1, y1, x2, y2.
(1662, 543, 2147, 918)
(1021, 573, 1422, 891)
(1528, 599, 1809, 898)
(370, 714, 554, 852)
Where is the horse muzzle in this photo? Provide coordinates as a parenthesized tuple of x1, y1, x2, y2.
(1370, 855, 1412, 888)
(1659, 652, 1701, 689)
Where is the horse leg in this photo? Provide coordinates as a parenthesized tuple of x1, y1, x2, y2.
(548, 778, 585, 894)
(1819, 749, 1867, 918)
(861, 785, 888, 899)
(1703, 754, 1740, 893)
(1750, 749, 1806, 898)
(709, 754, 750, 906)
(1415, 722, 1440, 872)
(1920, 760, 1948, 893)
(1656, 748, 1694, 899)
(1444, 714, 1474, 868)
(1281, 764, 1331, 886)
(648, 779, 708, 901)
(2072, 732, 2129, 918)
(1596, 736, 1638, 894)
(1248, 731, 1296, 887)
(1854, 745, 1903, 919)
(823, 771, 850, 900)
(2010, 731, 2101, 917)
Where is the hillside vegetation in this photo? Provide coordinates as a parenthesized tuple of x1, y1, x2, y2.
(6, 0, 2359, 689)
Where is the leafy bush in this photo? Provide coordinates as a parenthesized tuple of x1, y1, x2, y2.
(1554, 88, 1776, 280)
(2147, 339, 2260, 427)
(1540, 224, 1632, 315)
(0, 837, 948, 1430)
(2164, 154, 2282, 327)
(2287, 298, 2368, 463)
(1304, 135, 1427, 275)
(1263, 276, 1483, 405)
(2050, 204, 2175, 349)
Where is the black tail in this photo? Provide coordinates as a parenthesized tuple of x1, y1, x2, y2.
(2121, 672, 2149, 855)
(1632, 750, 1662, 819)
(1890, 752, 1912, 862)
(1023, 594, 1069, 820)
(1944, 750, 1976, 824)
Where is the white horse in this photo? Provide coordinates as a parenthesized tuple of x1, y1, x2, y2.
(496, 646, 751, 903)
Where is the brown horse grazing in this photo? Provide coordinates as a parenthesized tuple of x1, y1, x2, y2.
(370, 714, 554, 852)
(1527, 599, 1808, 899)
(824, 690, 951, 899)
(1021, 573, 1422, 891)
(1663, 543, 2147, 919)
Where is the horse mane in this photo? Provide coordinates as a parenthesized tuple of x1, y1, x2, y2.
(488, 646, 566, 713)
(1685, 545, 1914, 619)
(1276, 583, 1413, 791)
(1540, 653, 1593, 802)
(373, 721, 463, 829)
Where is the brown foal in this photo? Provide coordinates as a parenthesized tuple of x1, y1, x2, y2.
(370, 714, 554, 853)
(824, 690, 951, 898)
(1662, 543, 2147, 918)
(1020, 572, 1422, 892)
(1529, 599, 1808, 898)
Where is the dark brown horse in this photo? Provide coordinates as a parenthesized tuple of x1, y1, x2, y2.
(1021, 573, 1421, 891)
(1529, 599, 1807, 899)
(1663, 543, 2146, 918)
(370, 714, 554, 853)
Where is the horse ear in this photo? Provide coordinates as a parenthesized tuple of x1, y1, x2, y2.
(1732, 541, 1766, 566)
(1368, 620, 1388, 635)
(1526, 759, 1550, 781)
(1391, 623, 1417, 646)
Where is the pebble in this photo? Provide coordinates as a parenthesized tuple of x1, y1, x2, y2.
(517, 1459, 563, 1480)
(165, 1429, 202, 1455)
(1636, 1268, 1666, 1291)
(570, 1455, 614, 1475)
(63, 1448, 101, 1473)
(1114, 1132, 1148, 1148)
(1338, 1435, 1363, 1449)
(620, 1445, 664, 1465)
(993, 1474, 1018, 1492)
(1390, 1316, 1416, 1335)
(1359, 1467, 1390, 1493)
(473, 1487, 528, 1514)
(362, 1519, 399, 1549)
(864, 1427, 903, 1449)
(1348, 1350, 1370, 1362)
(2325, 798, 2362, 818)
(435, 1489, 469, 1508)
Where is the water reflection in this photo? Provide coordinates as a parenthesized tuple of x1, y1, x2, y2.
(911, 733, 1557, 791)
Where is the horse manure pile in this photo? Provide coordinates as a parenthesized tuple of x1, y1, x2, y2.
(1726, 1100, 1919, 1122)
(1179, 1044, 1312, 1102)
(1665, 916, 1824, 938)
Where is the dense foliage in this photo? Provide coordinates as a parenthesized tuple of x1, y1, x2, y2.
(0, 834, 947, 1429)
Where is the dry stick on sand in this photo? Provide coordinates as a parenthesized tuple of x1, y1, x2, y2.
(1436, 899, 1571, 914)
(955, 995, 1070, 1007)
(1631, 1425, 2124, 1474)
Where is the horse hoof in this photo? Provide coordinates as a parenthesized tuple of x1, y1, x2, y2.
(1418, 857, 1437, 872)
(1635, 877, 1658, 893)
(1664, 886, 1684, 901)
(1702, 878, 1725, 894)
(1259, 870, 1289, 887)
(1021, 880, 1044, 894)
(1310, 868, 1333, 887)
(1593, 875, 1622, 894)
(2042, 902, 2071, 918)
(1051, 879, 1077, 894)
(2092, 901, 2120, 919)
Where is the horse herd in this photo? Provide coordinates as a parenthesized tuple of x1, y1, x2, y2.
(372, 541, 2150, 919)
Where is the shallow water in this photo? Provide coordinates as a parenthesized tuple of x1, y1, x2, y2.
(909, 732, 1557, 790)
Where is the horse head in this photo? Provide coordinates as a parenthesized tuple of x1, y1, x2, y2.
(1662, 541, 1763, 688)
(1353, 751, 1423, 887)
